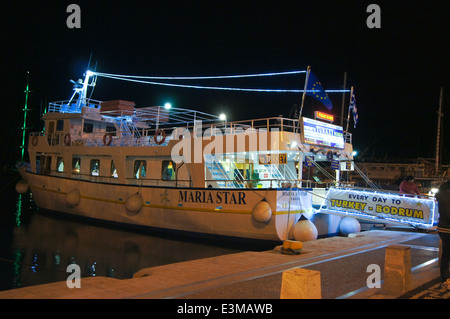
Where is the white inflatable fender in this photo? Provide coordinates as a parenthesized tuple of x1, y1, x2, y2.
(292, 216, 318, 242)
(339, 217, 361, 236)
(251, 199, 272, 223)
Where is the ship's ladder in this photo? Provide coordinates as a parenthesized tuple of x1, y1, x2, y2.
(264, 164, 297, 183)
(204, 155, 229, 187)
(115, 117, 142, 138)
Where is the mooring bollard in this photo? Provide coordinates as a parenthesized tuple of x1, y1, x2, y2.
(280, 268, 321, 299)
(383, 244, 412, 294)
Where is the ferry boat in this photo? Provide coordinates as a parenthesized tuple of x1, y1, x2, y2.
(16, 69, 435, 243)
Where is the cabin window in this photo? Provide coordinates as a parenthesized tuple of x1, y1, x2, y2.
(111, 160, 118, 178)
(161, 160, 176, 181)
(134, 160, 146, 179)
(83, 122, 94, 133)
(56, 157, 64, 172)
(106, 126, 117, 136)
(56, 120, 64, 131)
(90, 159, 100, 176)
(72, 158, 81, 174)
(47, 121, 55, 145)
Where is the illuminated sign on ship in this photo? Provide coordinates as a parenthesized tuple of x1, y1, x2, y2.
(314, 111, 334, 122)
(301, 117, 344, 149)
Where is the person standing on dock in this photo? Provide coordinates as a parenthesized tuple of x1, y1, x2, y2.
(436, 180, 450, 288)
(399, 176, 420, 195)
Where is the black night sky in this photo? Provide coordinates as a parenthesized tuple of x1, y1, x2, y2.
(1, 1, 449, 167)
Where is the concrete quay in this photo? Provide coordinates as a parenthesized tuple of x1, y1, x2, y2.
(0, 229, 446, 299)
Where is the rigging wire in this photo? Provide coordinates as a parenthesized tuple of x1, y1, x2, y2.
(94, 72, 350, 93)
(94, 70, 307, 80)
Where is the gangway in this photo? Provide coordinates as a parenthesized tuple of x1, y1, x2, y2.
(354, 164, 380, 189)
(308, 157, 336, 181)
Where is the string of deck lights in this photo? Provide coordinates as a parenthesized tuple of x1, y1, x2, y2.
(91, 70, 350, 93)
(94, 70, 307, 80)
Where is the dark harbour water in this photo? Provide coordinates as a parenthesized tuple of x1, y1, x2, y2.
(0, 173, 272, 292)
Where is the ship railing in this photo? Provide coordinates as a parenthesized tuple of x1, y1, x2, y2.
(42, 131, 173, 147)
(160, 116, 352, 145)
(34, 132, 110, 147)
(32, 169, 123, 184)
(138, 117, 301, 138)
(35, 128, 353, 150)
(34, 168, 193, 187)
(29, 132, 44, 137)
(33, 166, 355, 190)
(108, 117, 303, 143)
(199, 117, 300, 135)
(205, 179, 355, 189)
(198, 117, 351, 136)
(36, 132, 67, 146)
(38, 115, 352, 147)
(125, 117, 294, 144)
(124, 178, 192, 187)
(48, 99, 102, 113)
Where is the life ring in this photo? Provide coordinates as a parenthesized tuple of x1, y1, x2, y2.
(64, 133, 71, 146)
(154, 129, 166, 145)
(103, 133, 113, 146)
(31, 135, 38, 146)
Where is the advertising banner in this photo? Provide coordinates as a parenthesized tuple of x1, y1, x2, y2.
(301, 117, 345, 149)
(320, 188, 436, 228)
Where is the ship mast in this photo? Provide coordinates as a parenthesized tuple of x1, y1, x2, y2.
(21, 71, 31, 162)
(71, 70, 96, 112)
(340, 71, 347, 127)
(435, 87, 444, 174)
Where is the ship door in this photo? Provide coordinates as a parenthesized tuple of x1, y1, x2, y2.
(41, 155, 52, 175)
(47, 121, 55, 145)
(234, 162, 254, 186)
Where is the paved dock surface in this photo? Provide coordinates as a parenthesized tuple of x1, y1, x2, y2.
(0, 230, 447, 299)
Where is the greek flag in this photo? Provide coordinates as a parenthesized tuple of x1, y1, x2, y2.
(349, 88, 358, 128)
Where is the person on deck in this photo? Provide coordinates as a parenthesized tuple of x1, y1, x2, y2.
(436, 180, 450, 288)
(399, 175, 420, 195)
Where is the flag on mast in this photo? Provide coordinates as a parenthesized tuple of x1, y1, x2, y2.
(348, 86, 358, 128)
(305, 71, 333, 110)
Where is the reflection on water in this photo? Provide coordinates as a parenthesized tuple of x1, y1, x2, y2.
(0, 175, 271, 292)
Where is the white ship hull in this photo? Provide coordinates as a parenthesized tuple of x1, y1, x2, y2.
(21, 170, 321, 242)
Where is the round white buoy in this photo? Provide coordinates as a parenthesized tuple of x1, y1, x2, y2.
(125, 193, 142, 214)
(66, 189, 80, 206)
(251, 200, 272, 223)
(292, 218, 318, 242)
(15, 180, 29, 193)
(339, 217, 361, 236)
